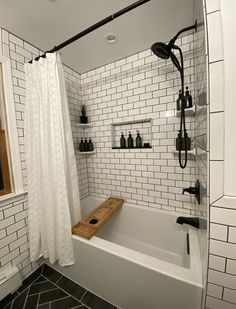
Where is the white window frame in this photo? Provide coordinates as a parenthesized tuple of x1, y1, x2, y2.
(0, 52, 24, 201)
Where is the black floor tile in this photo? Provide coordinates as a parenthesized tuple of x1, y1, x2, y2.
(24, 294, 39, 309)
(17, 265, 43, 293)
(34, 275, 48, 284)
(81, 291, 116, 309)
(37, 304, 50, 308)
(57, 275, 86, 300)
(1, 264, 116, 309)
(11, 288, 28, 309)
(29, 280, 57, 295)
(0, 291, 18, 309)
(42, 264, 62, 283)
(50, 296, 82, 309)
(38, 288, 67, 304)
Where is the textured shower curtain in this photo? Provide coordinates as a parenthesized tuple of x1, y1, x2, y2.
(24, 53, 81, 266)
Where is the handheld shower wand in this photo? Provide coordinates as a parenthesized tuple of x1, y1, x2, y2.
(151, 21, 197, 169)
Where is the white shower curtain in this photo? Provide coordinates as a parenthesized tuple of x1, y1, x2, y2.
(24, 53, 81, 266)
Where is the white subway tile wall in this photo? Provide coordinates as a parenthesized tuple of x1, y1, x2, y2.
(205, 0, 236, 307)
(0, 2, 233, 306)
(193, 0, 208, 304)
(0, 28, 83, 279)
(80, 34, 197, 214)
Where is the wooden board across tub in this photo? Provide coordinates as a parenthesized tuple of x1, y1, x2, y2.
(72, 197, 125, 239)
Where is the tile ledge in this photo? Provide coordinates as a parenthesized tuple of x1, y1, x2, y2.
(211, 195, 236, 209)
(0, 191, 27, 207)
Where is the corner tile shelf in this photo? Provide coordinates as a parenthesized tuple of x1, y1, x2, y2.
(77, 150, 96, 155)
(76, 123, 93, 128)
(176, 106, 196, 117)
(172, 148, 197, 156)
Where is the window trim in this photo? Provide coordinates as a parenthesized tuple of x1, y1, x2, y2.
(0, 129, 12, 195)
(0, 53, 24, 196)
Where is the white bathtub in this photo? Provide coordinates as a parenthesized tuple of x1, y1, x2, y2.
(49, 197, 203, 309)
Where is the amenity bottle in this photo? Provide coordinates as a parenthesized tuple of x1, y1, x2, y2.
(127, 131, 134, 148)
(184, 86, 193, 108)
(176, 90, 182, 111)
(88, 138, 94, 151)
(84, 138, 88, 151)
(136, 131, 142, 148)
(79, 138, 85, 152)
(176, 131, 191, 150)
(120, 132, 126, 148)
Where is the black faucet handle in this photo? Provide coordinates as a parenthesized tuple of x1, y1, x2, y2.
(182, 180, 201, 204)
(182, 187, 197, 195)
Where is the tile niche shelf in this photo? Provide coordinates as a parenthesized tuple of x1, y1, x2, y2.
(111, 118, 152, 149)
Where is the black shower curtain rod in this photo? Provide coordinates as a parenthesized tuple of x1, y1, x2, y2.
(29, 0, 151, 63)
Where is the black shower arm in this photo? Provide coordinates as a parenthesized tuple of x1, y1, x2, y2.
(168, 20, 197, 47)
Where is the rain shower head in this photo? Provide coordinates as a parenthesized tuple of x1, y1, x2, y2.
(151, 42, 182, 72)
(151, 42, 171, 59)
(151, 21, 197, 72)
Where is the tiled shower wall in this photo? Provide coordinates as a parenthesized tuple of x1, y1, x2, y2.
(80, 34, 197, 214)
(205, 1, 236, 308)
(0, 28, 82, 280)
(193, 0, 208, 306)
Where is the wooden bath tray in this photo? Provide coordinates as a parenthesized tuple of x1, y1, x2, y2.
(72, 197, 125, 239)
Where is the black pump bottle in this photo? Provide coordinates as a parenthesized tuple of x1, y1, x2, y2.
(184, 87, 193, 108)
(120, 132, 126, 148)
(127, 131, 134, 148)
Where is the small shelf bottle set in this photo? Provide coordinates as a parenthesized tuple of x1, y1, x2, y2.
(119, 131, 150, 149)
(79, 138, 94, 152)
(77, 104, 95, 153)
(175, 87, 193, 151)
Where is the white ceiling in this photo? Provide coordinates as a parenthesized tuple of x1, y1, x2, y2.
(0, 0, 194, 73)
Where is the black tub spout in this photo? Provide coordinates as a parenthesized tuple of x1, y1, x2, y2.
(176, 216, 199, 228)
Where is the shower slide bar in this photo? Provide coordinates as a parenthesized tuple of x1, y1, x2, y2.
(29, 0, 151, 63)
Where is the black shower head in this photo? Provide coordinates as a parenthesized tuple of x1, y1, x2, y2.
(151, 21, 197, 72)
(151, 42, 182, 72)
(151, 42, 171, 59)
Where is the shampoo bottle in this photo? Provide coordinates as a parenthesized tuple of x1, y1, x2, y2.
(127, 131, 134, 148)
(79, 138, 85, 152)
(184, 86, 193, 108)
(120, 132, 126, 148)
(136, 131, 142, 148)
(176, 90, 182, 111)
(88, 138, 94, 151)
(84, 138, 88, 151)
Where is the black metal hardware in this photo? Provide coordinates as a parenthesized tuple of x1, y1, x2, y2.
(186, 233, 190, 254)
(176, 217, 200, 229)
(151, 20, 197, 169)
(182, 179, 200, 204)
(29, 0, 151, 63)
